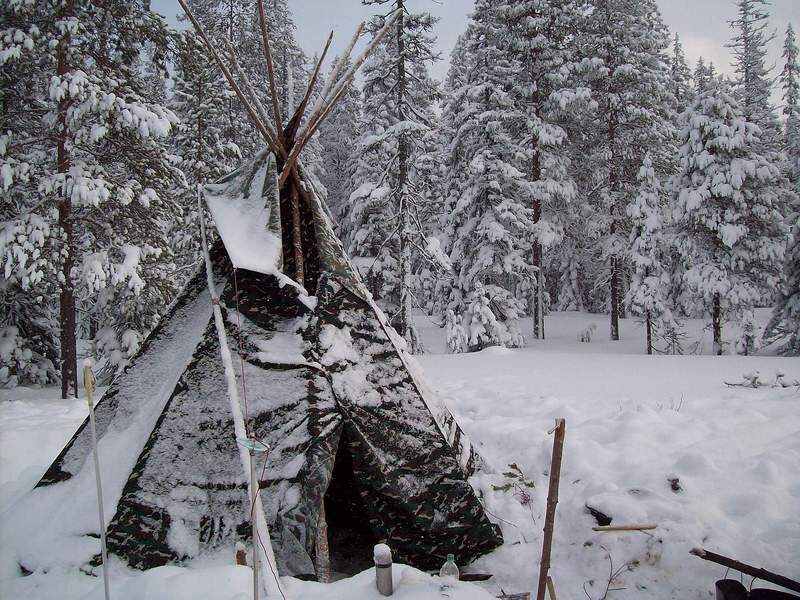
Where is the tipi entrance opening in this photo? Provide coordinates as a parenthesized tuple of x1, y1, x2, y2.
(324, 430, 376, 579)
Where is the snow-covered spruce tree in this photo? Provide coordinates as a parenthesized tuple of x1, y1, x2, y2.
(763, 27, 800, 354)
(441, 1, 533, 351)
(727, 0, 781, 151)
(693, 57, 718, 94)
(0, 5, 59, 387)
(344, 1, 442, 353)
(169, 31, 242, 270)
(184, 0, 255, 152)
(0, 0, 180, 395)
(625, 154, 674, 355)
(578, 0, 675, 340)
(780, 24, 800, 191)
(498, 0, 589, 340)
(317, 58, 361, 229)
(670, 33, 694, 111)
(674, 80, 790, 355)
(764, 211, 800, 354)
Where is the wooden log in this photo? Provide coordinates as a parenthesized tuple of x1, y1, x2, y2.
(690, 548, 800, 593)
(536, 418, 566, 600)
(592, 523, 657, 532)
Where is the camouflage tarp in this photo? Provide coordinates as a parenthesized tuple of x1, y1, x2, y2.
(28, 151, 502, 579)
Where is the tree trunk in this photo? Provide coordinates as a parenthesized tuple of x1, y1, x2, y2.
(531, 143, 544, 340)
(608, 113, 620, 342)
(226, 0, 236, 142)
(610, 254, 620, 341)
(57, 16, 77, 399)
(646, 310, 652, 355)
(712, 293, 722, 355)
(395, 1, 416, 353)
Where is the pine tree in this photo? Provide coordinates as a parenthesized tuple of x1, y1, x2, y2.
(1, 0, 180, 394)
(763, 25, 800, 355)
(764, 213, 800, 355)
(694, 57, 719, 94)
(498, 0, 589, 340)
(674, 80, 789, 355)
(579, 0, 675, 340)
(727, 0, 781, 150)
(670, 33, 694, 109)
(345, 1, 442, 353)
(441, 1, 533, 351)
(625, 154, 673, 354)
(170, 31, 242, 269)
(780, 24, 800, 190)
(185, 0, 309, 160)
(317, 58, 361, 229)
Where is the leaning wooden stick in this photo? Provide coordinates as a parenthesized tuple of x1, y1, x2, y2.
(176, 0, 279, 155)
(84, 364, 111, 600)
(278, 10, 400, 186)
(592, 523, 657, 532)
(690, 547, 800, 593)
(536, 418, 566, 600)
(256, 0, 284, 137)
(546, 576, 557, 600)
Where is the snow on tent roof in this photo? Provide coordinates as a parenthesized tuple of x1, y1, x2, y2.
(202, 150, 295, 287)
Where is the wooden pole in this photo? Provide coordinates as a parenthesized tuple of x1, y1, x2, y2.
(249, 445, 259, 600)
(84, 364, 111, 600)
(536, 418, 566, 600)
(546, 576, 557, 600)
(289, 182, 304, 285)
(690, 547, 800, 593)
(278, 9, 401, 187)
(176, 0, 280, 155)
(314, 502, 331, 583)
(255, 0, 284, 137)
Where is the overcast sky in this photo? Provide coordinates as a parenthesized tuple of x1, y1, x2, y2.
(153, 0, 798, 100)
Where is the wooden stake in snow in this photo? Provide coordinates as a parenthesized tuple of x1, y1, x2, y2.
(536, 418, 565, 600)
(546, 576, 557, 600)
(84, 363, 111, 600)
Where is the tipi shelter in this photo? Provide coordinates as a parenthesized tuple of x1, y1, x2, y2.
(11, 2, 503, 585)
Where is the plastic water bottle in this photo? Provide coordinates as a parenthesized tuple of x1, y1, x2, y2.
(439, 554, 459, 591)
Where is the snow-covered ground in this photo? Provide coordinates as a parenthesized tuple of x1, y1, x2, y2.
(1, 311, 798, 599)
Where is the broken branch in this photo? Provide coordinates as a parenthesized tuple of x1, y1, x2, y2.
(690, 547, 800, 593)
